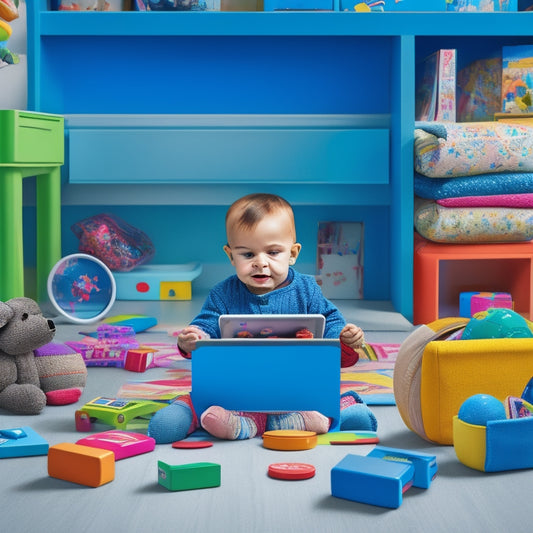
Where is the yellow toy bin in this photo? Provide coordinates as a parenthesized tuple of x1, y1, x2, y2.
(453, 415, 533, 472)
(394, 316, 533, 445)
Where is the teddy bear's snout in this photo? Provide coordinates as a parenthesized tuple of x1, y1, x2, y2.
(48, 319, 56, 332)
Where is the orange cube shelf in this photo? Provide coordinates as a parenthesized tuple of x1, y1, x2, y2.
(413, 234, 533, 325)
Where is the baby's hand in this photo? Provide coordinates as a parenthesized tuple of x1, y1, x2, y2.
(340, 323, 365, 350)
(177, 325, 209, 355)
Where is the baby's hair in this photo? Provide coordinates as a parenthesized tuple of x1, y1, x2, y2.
(226, 193, 296, 235)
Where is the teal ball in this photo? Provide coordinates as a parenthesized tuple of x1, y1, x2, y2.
(458, 394, 506, 426)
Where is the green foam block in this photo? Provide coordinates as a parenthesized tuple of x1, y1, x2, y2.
(158, 461, 221, 491)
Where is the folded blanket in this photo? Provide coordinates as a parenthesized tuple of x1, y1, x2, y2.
(414, 197, 533, 243)
(414, 172, 533, 200)
(437, 193, 533, 208)
(415, 121, 533, 178)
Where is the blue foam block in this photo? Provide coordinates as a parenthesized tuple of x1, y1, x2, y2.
(0, 427, 49, 458)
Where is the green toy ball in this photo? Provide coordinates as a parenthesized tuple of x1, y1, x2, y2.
(461, 308, 533, 340)
(458, 394, 507, 426)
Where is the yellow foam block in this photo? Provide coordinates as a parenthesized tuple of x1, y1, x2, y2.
(48, 443, 115, 487)
(420, 338, 533, 444)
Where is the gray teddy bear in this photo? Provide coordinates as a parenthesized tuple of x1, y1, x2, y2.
(0, 297, 57, 415)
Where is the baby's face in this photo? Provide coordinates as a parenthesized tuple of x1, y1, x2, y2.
(224, 212, 301, 295)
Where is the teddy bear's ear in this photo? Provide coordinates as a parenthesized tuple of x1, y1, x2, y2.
(6, 297, 42, 315)
(0, 301, 15, 328)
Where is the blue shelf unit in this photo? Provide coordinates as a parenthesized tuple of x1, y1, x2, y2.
(26, 5, 533, 321)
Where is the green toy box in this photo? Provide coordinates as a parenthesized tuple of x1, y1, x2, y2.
(0, 110, 64, 165)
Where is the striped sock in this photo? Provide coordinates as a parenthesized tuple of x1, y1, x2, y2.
(266, 411, 331, 434)
(201, 406, 268, 440)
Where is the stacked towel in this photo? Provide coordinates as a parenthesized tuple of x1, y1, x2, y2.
(413, 122, 533, 244)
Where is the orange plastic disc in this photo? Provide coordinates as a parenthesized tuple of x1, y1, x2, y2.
(262, 430, 318, 451)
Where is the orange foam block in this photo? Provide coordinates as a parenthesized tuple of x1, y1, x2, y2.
(48, 443, 115, 487)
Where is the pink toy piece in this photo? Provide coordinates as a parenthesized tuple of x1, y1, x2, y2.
(470, 292, 513, 315)
(45, 388, 83, 405)
(66, 324, 139, 368)
(459, 291, 513, 318)
(76, 430, 155, 460)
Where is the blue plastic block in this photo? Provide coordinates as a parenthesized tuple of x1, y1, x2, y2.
(331, 454, 414, 509)
(367, 446, 437, 489)
(0, 427, 49, 458)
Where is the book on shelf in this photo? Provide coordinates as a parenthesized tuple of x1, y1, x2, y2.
(316, 221, 364, 300)
(501, 44, 533, 114)
(457, 56, 502, 122)
(415, 49, 456, 122)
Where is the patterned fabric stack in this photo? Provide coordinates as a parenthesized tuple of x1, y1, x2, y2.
(413, 121, 533, 243)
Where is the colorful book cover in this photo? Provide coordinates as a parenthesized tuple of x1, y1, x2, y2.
(502, 44, 533, 114)
(505, 396, 533, 419)
(415, 49, 456, 122)
(316, 221, 364, 299)
(435, 49, 456, 122)
(457, 56, 502, 121)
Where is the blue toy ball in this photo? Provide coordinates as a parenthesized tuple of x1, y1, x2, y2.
(461, 308, 533, 340)
(47, 253, 116, 324)
(458, 394, 507, 426)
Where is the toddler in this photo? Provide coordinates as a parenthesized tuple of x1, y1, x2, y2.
(148, 193, 376, 443)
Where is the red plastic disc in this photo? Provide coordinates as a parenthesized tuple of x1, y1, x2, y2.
(268, 462, 316, 480)
(172, 440, 213, 449)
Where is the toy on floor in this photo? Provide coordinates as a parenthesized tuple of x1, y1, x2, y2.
(461, 308, 533, 340)
(331, 446, 437, 508)
(67, 324, 169, 371)
(67, 324, 139, 367)
(172, 440, 213, 449)
(0, 298, 56, 414)
(158, 460, 221, 491)
(454, 382, 533, 472)
(268, 463, 316, 480)
(316, 430, 379, 445)
(102, 314, 158, 333)
(459, 291, 513, 318)
(0, 426, 49, 458)
(75, 397, 166, 431)
(262, 430, 318, 451)
(394, 315, 533, 445)
(48, 442, 115, 487)
(48, 253, 116, 324)
(76, 430, 155, 459)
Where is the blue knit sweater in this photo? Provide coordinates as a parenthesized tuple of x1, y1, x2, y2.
(190, 267, 346, 339)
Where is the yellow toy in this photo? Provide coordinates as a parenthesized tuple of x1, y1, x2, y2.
(393, 316, 533, 445)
